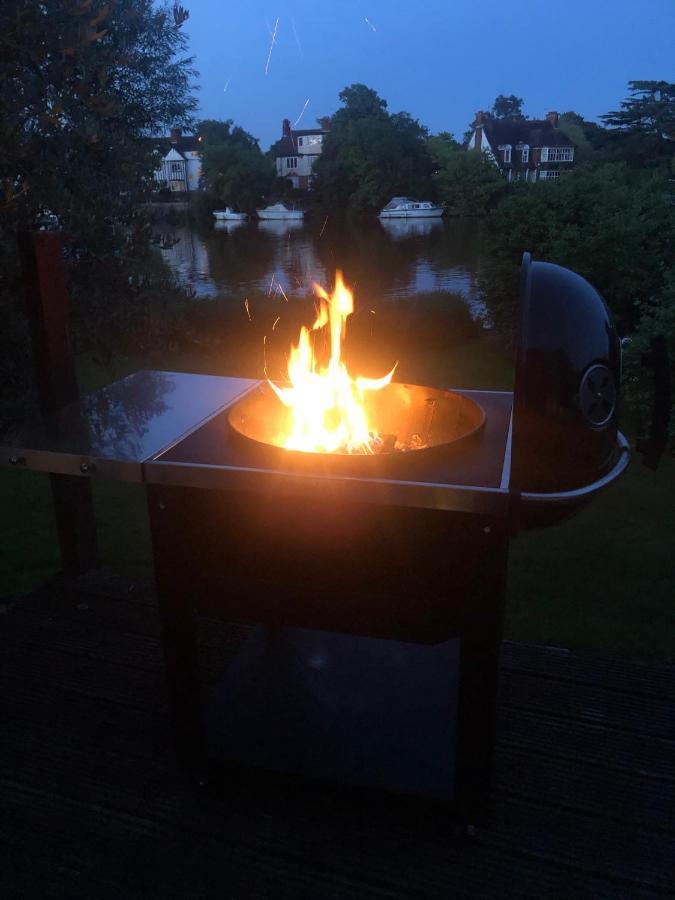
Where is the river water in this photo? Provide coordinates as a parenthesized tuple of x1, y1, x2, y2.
(157, 215, 487, 317)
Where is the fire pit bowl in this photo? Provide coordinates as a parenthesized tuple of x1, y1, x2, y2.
(227, 381, 486, 472)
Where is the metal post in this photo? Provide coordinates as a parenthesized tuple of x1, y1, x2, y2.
(17, 231, 98, 575)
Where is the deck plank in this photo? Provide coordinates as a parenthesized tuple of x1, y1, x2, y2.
(1, 579, 673, 898)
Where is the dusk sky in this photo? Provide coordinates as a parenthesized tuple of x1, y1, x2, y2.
(182, 0, 675, 148)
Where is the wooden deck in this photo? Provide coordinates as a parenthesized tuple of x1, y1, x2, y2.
(1, 572, 673, 899)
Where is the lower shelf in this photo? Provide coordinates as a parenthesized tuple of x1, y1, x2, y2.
(204, 625, 460, 801)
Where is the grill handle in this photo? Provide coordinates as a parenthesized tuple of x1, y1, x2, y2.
(517, 432, 630, 510)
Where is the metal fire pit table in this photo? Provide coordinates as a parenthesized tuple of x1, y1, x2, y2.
(2, 254, 630, 827)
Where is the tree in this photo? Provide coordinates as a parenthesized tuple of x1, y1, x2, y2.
(481, 163, 675, 334)
(600, 81, 675, 168)
(0, 1, 197, 244)
(198, 119, 275, 212)
(491, 94, 525, 120)
(313, 84, 434, 213)
(428, 134, 507, 217)
(0, 0, 198, 423)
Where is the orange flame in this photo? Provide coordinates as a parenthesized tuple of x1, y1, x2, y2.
(269, 272, 396, 453)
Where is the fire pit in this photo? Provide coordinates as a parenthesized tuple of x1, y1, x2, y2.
(1, 253, 631, 827)
(228, 380, 485, 471)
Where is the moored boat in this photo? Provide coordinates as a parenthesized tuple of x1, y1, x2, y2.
(256, 202, 304, 221)
(378, 197, 444, 219)
(213, 207, 248, 221)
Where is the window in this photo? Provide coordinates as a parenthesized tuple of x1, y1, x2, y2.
(539, 170, 560, 181)
(498, 144, 512, 163)
(286, 157, 298, 169)
(170, 161, 183, 177)
(298, 137, 303, 146)
(541, 147, 574, 162)
(521, 145, 529, 163)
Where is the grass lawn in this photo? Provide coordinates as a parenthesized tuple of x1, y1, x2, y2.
(1, 329, 673, 662)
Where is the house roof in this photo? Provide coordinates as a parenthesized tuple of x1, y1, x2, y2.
(147, 134, 201, 159)
(271, 126, 327, 158)
(483, 119, 574, 150)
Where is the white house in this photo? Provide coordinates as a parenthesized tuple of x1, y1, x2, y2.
(467, 111, 575, 182)
(152, 128, 203, 193)
(272, 117, 330, 190)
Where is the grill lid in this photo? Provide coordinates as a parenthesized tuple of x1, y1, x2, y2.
(510, 253, 623, 496)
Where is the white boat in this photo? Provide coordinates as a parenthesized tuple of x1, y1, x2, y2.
(256, 202, 304, 221)
(378, 197, 444, 219)
(213, 207, 248, 221)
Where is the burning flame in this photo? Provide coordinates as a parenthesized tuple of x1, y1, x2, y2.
(269, 272, 396, 454)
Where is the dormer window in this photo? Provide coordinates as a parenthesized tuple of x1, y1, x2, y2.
(498, 144, 512, 164)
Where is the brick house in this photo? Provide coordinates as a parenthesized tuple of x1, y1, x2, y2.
(467, 111, 575, 182)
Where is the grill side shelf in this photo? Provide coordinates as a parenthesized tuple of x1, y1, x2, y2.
(0, 372, 260, 482)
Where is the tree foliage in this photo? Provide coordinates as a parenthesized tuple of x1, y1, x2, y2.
(623, 268, 675, 443)
(313, 84, 434, 213)
(0, 0, 198, 424)
(0, 0, 197, 243)
(600, 81, 675, 168)
(491, 94, 525, 120)
(197, 119, 275, 212)
(481, 163, 675, 334)
(429, 134, 507, 216)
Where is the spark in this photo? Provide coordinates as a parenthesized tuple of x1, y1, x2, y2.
(263, 334, 268, 378)
(272, 316, 281, 331)
(294, 98, 310, 127)
(244, 298, 251, 321)
(276, 282, 290, 303)
(265, 17, 279, 76)
(319, 216, 328, 237)
(370, 309, 376, 314)
(364, 16, 377, 32)
(291, 17, 303, 58)
(223, 78, 231, 93)
(268, 273, 276, 296)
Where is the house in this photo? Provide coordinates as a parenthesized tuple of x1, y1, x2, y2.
(272, 117, 330, 190)
(467, 111, 575, 182)
(152, 128, 203, 193)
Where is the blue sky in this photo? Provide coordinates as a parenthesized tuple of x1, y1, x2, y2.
(182, 0, 675, 148)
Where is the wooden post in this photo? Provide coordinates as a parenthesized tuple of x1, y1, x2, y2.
(17, 231, 98, 575)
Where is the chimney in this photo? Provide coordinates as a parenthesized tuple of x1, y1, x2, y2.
(170, 127, 182, 143)
(471, 110, 486, 150)
(546, 111, 559, 128)
(282, 118, 292, 137)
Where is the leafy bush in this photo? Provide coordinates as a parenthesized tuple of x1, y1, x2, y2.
(481, 163, 675, 335)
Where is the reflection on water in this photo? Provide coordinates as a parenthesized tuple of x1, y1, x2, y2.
(257, 219, 305, 236)
(378, 217, 444, 240)
(158, 216, 486, 317)
(214, 220, 246, 233)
